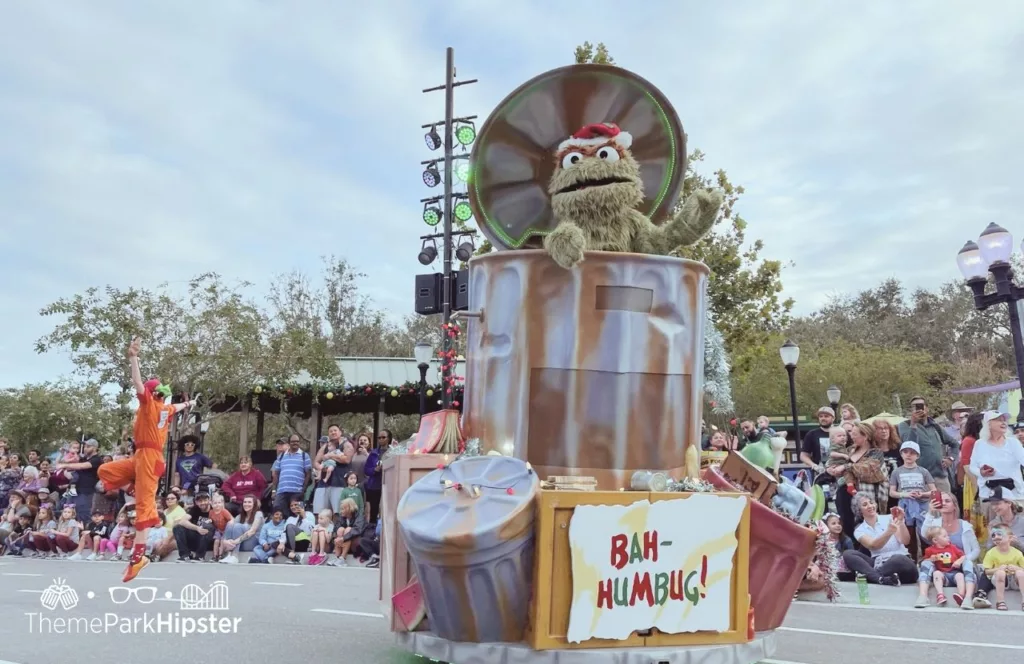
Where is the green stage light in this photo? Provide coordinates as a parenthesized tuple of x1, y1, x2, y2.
(454, 161, 470, 182)
(454, 200, 473, 222)
(422, 205, 442, 226)
(455, 123, 476, 146)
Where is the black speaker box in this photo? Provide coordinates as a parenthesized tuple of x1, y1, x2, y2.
(451, 269, 469, 311)
(415, 273, 444, 315)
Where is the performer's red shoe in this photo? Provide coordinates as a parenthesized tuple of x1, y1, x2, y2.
(122, 544, 149, 583)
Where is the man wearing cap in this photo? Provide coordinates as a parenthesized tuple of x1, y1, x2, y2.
(944, 401, 973, 442)
(898, 396, 959, 493)
(800, 407, 836, 477)
(99, 337, 196, 582)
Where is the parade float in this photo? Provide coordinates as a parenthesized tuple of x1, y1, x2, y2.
(380, 64, 822, 664)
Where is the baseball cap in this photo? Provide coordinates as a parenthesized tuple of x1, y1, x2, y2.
(817, 406, 835, 417)
(318, 435, 329, 445)
(900, 441, 920, 455)
(1013, 422, 1024, 432)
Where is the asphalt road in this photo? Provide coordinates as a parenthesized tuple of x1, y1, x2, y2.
(0, 558, 1020, 664)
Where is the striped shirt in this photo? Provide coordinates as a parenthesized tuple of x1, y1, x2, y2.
(273, 450, 311, 493)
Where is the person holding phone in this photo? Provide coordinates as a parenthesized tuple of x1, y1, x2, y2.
(898, 397, 959, 493)
(968, 411, 1024, 504)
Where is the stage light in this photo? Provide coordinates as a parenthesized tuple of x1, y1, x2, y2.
(418, 240, 438, 265)
(422, 163, 441, 188)
(454, 200, 473, 222)
(456, 240, 475, 262)
(454, 161, 470, 182)
(425, 126, 442, 151)
(455, 122, 476, 146)
(423, 204, 442, 227)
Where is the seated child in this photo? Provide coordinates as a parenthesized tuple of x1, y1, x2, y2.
(70, 512, 113, 561)
(249, 508, 287, 564)
(308, 508, 335, 566)
(3, 513, 33, 555)
(920, 526, 967, 608)
(145, 512, 168, 557)
(110, 509, 135, 561)
(982, 525, 1024, 612)
(824, 513, 856, 581)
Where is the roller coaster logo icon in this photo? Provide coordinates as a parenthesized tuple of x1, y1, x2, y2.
(179, 580, 229, 611)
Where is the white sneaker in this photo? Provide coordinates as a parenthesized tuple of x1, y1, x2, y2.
(68, 552, 83, 561)
(86, 553, 97, 561)
(220, 555, 238, 564)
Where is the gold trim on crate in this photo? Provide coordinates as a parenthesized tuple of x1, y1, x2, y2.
(527, 489, 752, 651)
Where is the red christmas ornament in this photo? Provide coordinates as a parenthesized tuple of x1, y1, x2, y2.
(365, 386, 373, 393)
(436, 463, 444, 470)
(453, 400, 460, 408)
(506, 487, 514, 495)
(710, 400, 717, 408)
(729, 418, 738, 427)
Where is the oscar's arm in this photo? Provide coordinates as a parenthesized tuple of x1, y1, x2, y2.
(632, 189, 723, 255)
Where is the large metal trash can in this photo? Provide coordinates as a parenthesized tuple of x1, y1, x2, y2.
(397, 455, 539, 643)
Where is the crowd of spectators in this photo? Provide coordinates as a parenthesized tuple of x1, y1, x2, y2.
(0, 426, 387, 568)
(785, 398, 1024, 610)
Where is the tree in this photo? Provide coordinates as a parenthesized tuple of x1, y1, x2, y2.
(574, 41, 616, 65)
(731, 336, 951, 419)
(0, 381, 120, 452)
(36, 274, 339, 430)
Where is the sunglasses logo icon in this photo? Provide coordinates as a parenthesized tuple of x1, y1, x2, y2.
(108, 586, 157, 605)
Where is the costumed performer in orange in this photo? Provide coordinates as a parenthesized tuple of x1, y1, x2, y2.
(100, 337, 196, 582)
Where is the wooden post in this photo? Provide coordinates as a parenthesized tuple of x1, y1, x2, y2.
(255, 410, 265, 450)
(373, 395, 384, 444)
(311, 402, 322, 443)
(239, 399, 250, 460)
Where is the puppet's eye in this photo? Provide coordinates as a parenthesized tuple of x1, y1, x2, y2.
(597, 146, 620, 162)
(561, 152, 583, 169)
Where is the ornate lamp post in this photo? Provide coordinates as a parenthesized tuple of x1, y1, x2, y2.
(826, 385, 841, 417)
(779, 340, 801, 442)
(957, 222, 1024, 422)
(414, 341, 434, 417)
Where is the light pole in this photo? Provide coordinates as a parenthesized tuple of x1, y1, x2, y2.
(780, 340, 801, 443)
(414, 341, 434, 417)
(826, 385, 841, 417)
(957, 222, 1024, 422)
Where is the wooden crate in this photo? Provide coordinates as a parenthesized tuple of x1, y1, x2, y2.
(380, 452, 447, 631)
(528, 490, 751, 651)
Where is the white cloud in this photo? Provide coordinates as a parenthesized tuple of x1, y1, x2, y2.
(1, 0, 1022, 385)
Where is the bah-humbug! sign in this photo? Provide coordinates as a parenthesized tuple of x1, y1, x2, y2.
(566, 494, 746, 644)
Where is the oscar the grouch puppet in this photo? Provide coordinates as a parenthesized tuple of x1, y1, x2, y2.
(543, 122, 723, 269)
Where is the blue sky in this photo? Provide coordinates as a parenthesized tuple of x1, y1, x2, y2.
(1, 1, 1022, 387)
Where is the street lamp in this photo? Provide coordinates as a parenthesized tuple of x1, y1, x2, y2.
(826, 385, 841, 416)
(957, 222, 1024, 422)
(779, 340, 801, 443)
(414, 340, 434, 417)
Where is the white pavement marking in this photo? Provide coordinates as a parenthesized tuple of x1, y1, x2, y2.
(252, 581, 303, 587)
(793, 599, 1022, 618)
(16, 589, 42, 594)
(761, 660, 811, 664)
(135, 577, 168, 581)
(779, 627, 1024, 650)
(155, 597, 179, 603)
(310, 609, 384, 619)
(2, 573, 41, 577)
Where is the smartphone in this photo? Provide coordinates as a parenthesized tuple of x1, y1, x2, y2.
(932, 490, 942, 506)
(913, 403, 925, 412)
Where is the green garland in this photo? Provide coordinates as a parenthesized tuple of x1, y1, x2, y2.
(250, 382, 465, 403)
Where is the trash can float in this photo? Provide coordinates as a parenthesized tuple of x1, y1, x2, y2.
(380, 62, 805, 664)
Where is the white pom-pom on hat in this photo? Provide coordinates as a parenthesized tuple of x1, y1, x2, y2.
(557, 122, 632, 153)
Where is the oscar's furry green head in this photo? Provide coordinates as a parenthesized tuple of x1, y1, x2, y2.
(549, 123, 644, 222)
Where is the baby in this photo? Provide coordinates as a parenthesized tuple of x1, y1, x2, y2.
(822, 427, 858, 490)
(920, 527, 967, 608)
(320, 439, 340, 483)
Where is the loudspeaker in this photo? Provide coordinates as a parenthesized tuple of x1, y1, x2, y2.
(451, 269, 469, 311)
(415, 273, 443, 315)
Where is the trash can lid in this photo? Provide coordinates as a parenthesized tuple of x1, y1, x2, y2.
(397, 455, 538, 555)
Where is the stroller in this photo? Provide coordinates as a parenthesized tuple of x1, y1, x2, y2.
(194, 472, 225, 498)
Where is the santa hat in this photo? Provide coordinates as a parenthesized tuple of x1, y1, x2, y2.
(557, 122, 633, 153)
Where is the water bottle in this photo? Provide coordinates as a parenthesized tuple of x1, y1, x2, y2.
(856, 573, 870, 605)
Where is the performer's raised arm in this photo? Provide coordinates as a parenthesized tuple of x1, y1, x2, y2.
(127, 337, 146, 395)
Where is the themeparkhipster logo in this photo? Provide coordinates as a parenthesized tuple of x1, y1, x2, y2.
(26, 578, 242, 637)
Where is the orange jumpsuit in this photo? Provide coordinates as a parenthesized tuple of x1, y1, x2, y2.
(98, 390, 175, 530)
